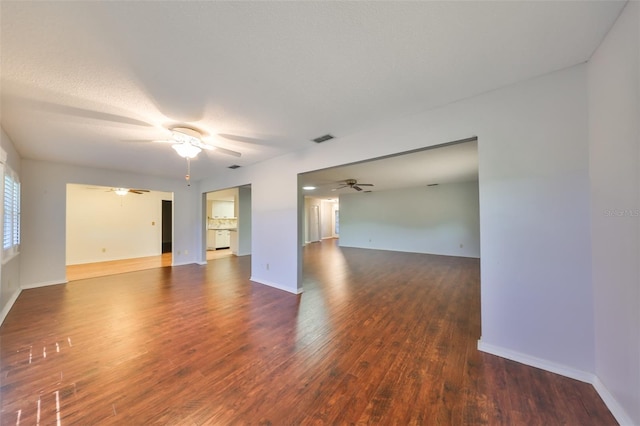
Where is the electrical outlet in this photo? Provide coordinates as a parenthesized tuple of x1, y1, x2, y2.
(459, 243, 463, 248)
(266, 263, 270, 271)
(184, 250, 189, 255)
(102, 248, 106, 253)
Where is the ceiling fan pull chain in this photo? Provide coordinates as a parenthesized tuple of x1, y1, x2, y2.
(185, 157, 191, 186)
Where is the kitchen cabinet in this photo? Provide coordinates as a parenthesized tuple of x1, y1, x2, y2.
(207, 229, 216, 250)
(215, 230, 231, 249)
(212, 201, 234, 218)
(207, 229, 231, 250)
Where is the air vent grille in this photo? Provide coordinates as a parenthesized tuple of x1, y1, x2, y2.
(312, 134, 335, 143)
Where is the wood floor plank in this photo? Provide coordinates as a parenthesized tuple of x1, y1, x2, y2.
(1, 240, 617, 425)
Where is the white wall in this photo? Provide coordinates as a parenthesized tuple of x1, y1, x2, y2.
(66, 185, 172, 265)
(200, 158, 301, 292)
(303, 197, 318, 243)
(21, 160, 200, 288)
(0, 128, 22, 324)
(237, 185, 252, 256)
(21, 60, 626, 412)
(303, 197, 336, 244)
(339, 181, 480, 258)
(588, 2, 640, 424)
(320, 199, 335, 239)
(199, 65, 595, 381)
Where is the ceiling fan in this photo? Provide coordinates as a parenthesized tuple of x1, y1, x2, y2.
(133, 126, 243, 186)
(144, 126, 242, 159)
(7, 92, 278, 183)
(332, 179, 374, 192)
(110, 188, 150, 196)
(87, 187, 150, 196)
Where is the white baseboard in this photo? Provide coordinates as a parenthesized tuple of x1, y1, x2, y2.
(0, 288, 21, 325)
(249, 276, 303, 294)
(478, 340, 635, 425)
(172, 260, 197, 267)
(21, 279, 67, 290)
(477, 340, 594, 383)
(592, 376, 635, 426)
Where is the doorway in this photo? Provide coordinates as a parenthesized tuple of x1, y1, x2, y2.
(297, 138, 479, 289)
(65, 184, 174, 281)
(203, 185, 252, 262)
(309, 205, 320, 242)
(162, 200, 172, 253)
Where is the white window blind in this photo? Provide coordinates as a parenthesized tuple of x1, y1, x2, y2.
(3, 169, 20, 260)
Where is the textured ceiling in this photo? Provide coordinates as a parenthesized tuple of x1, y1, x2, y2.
(0, 1, 625, 182)
(300, 140, 478, 199)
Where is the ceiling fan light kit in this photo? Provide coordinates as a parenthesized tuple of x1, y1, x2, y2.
(172, 142, 201, 159)
(169, 127, 209, 159)
(114, 188, 129, 196)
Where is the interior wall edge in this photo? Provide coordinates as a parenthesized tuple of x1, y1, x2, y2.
(0, 288, 21, 326)
(249, 276, 303, 295)
(592, 376, 635, 426)
(477, 339, 594, 383)
(21, 280, 67, 290)
(478, 339, 632, 425)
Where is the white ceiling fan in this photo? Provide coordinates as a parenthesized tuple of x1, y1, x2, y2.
(152, 126, 242, 159)
(143, 126, 242, 186)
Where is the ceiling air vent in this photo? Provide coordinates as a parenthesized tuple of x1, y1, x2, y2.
(312, 134, 335, 143)
(228, 164, 241, 169)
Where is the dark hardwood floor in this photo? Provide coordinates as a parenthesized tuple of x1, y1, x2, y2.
(1, 239, 616, 424)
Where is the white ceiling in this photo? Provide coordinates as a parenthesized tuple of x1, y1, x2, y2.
(300, 139, 478, 199)
(0, 1, 625, 182)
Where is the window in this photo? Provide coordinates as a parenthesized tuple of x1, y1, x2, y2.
(3, 167, 20, 261)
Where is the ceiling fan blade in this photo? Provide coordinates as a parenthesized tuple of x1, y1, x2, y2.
(193, 140, 241, 157)
(11, 96, 153, 127)
(353, 186, 363, 191)
(212, 146, 242, 158)
(357, 183, 374, 187)
(217, 133, 272, 146)
(331, 185, 348, 191)
(122, 139, 173, 144)
(129, 189, 150, 194)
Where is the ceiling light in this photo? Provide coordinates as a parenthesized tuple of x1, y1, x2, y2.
(172, 143, 201, 158)
(172, 129, 201, 145)
(114, 188, 129, 196)
(303, 186, 316, 190)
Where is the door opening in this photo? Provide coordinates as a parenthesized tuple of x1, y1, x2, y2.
(162, 200, 172, 253)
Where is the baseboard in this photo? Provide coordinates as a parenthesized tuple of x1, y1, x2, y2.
(592, 376, 635, 426)
(477, 340, 594, 383)
(0, 288, 21, 325)
(249, 276, 303, 294)
(477, 340, 636, 425)
(21, 279, 67, 290)
(171, 260, 197, 267)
